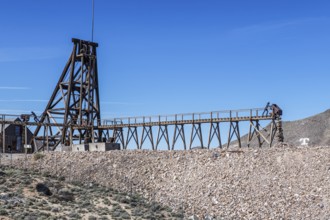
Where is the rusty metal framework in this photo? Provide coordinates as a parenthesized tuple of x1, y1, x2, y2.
(32, 38, 101, 151)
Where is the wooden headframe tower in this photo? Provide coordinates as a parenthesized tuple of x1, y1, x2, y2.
(33, 38, 101, 151)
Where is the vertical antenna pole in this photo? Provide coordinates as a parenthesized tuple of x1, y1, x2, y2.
(92, 0, 95, 42)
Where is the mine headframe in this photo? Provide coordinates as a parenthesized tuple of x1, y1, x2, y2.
(32, 38, 102, 151)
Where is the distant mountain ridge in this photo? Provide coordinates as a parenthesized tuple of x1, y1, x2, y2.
(229, 109, 330, 147)
(282, 109, 330, 146)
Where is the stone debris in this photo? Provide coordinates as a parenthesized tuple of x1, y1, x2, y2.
(188, 214, 199, 220)
(13, 146, 330, 219)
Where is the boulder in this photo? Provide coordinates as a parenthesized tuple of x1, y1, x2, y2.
(36, 183, 52, 196)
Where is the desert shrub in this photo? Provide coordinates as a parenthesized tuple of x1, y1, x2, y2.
(49, 198, 58, 204)
(143, 212, 156, 219)
(51, 207, 60, 213)
(71, 180, 83, 186)
(112, 202, 120, 208)
(12, 213, 24, 219)
(120, 197, 130, 204)
(103, 198, 111, 206)
(120, 212, 131, 219)
(78, 209, 88, 214)
(43, 206, 51, 211)
(100, 207, 110, 212)
(68, 211, 81, 219)
(157, 213, 166, 218)
(33, 153, 45, 161)
(7, 177, 18, 184)
(0, 178, 6, 184)
(42, 171, 52, 178)
(151, 202, 162, 212)
(0, 209, 8, 215)
(0, 171, 6, 176)
(111, 211, 121, 218)
(21, 178, 32, 185)
(113, 194, 122, 202)
(131, 208, 144, 216)
(57, 176, 65, 181)
(87, 207, 95, 213)
(130, 201, 138, 207)
(100, 211, 109, 216)
(39, 211, 51, 218)
(57, 188, 74, 202)
(172, 212, 184, 218)
(81, 200, 91, 208)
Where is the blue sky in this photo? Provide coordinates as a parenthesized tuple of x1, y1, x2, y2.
(0, 0, 329, 121)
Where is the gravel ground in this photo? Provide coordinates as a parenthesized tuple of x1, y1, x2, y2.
(9, 145, 330, 219)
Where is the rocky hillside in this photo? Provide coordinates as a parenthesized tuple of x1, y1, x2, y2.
(282, 109, 330, 146)
(9, 146, 330, 219)
(233, 109, 330, 147)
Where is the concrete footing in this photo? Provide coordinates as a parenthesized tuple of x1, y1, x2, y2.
(71, 143, 120, 152)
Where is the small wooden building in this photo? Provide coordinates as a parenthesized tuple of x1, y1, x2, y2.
(0, 118, 33, 153)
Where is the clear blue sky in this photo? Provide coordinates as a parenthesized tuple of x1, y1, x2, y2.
(0, 0, 329, 121)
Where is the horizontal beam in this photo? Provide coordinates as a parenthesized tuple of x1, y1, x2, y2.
(0, 116, 272, 129)
(72, 38, 98, 47)
(99, 116, 274, 129)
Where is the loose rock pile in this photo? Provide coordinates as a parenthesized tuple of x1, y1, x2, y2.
(13, 145, 330, 219)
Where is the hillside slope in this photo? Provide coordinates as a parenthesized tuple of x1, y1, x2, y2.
(282, 109, 330, 146)
(233, 109, 330, 147)
(0, 164, 182, 220)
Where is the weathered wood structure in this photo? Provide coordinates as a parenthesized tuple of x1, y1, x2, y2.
(0, 117, 33, 153)
(0, 38, 284, 152)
